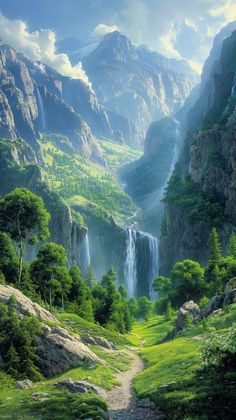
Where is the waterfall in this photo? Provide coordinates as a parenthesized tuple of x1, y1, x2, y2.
(148, 234, 159, 299)
(80, 231, 91, 274)
(124, 229, 137, 298)
(36, 86, 46, 130)
(124, 229, 159, 299)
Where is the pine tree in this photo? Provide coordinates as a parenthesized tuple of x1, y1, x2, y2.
(208, 228, 221, 268)
(165, 302, 172, 321)
(5, 344, 20, 378)
(229, 233, 236, 259)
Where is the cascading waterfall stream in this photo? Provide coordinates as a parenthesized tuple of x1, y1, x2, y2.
(36, 86, 46, 131)
(124, 118, 180, 298)
(124, 229, 159, 299)
(124, 229, 137, 298)
(80, 231, 91, 275)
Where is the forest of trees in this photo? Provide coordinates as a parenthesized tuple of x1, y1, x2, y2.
(0, 187, 235, 381)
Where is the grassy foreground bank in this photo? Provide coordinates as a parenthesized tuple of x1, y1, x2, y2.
(127, 304, 236, 419)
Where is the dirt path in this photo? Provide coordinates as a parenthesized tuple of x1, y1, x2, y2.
(107, 350, 164, 420)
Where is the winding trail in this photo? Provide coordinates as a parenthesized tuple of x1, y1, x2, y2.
(107, 350, 164, 420)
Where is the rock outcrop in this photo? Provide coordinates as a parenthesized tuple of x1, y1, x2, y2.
(53, 378, 106, 399)
(0, 285, 101, 378)
(0, 285, 57, 323)
(37, 325, 101, 377)
(174, 301, 201, 333)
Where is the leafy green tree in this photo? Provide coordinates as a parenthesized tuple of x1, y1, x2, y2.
(0, 188, 50, 286)
(128, 297, 139, 319)
(152, 276, 172, 298)
(30, 243, 70, 310)
(138, 296, 153, 321)
(0, 232, 18, 284)
(229, 233, 236, 259)
(183, 312, 192, 329)
(199, 296, 209, 310)
(171, 259, 206, 306)
(0, 272, 6, 284)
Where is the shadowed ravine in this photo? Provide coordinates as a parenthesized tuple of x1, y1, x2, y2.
(107, 350, 164, 419)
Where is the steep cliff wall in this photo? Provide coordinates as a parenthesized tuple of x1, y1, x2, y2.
(160, 29, 236, 275)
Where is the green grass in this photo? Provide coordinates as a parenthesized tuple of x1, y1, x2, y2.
(0, 312, 132, 419)
(132, 303, 236, 419)
(39, 136, 139, 224)
(57, 312, 128, 346)
(126, 315, 175, 347)
(100, 139, 142, 168)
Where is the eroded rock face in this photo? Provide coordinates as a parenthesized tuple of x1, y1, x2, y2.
(160, 28, 236, 274)
(83, 31, 197, 147)
(175, 301, 201, 333)
(53, 378, 107, 399)
(0, 285, 57, 323)
(0, 286, 101, 378)
(0, 44, 108, 164)
(37, 325, 101, 377)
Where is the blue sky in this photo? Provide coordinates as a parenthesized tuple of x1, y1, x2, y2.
(0, 0, 235, 74)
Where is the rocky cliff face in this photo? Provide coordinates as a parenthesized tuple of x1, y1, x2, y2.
(0, 139, 87, 266)
(160, 28, 236, 275)
(0, 44, 111, 164)
(83, 32, 198, 147)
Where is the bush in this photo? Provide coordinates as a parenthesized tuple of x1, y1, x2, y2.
(199, 324, 236, 378)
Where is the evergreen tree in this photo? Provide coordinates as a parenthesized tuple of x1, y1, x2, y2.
(229, 233, 236, 259)
(206, 228, 223, 294)
(69, 266, 94, 322)
(152, 276, 172, 298)
(208, 228, 221, 268)
(86, 265, 96, 288)
(165, 302, 173, 321)
(128, 297, 139, 319)
(5, 344, 20, 378)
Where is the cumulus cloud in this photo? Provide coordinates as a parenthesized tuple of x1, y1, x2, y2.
(93, 23, 119, 38)
(209, 0, 236, 22)
(0, 12, 90, 84)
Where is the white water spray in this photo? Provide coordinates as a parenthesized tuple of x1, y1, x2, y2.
(80, 231, 91, 274)
(36, 86, 46, 130)
(124, 229, 137, 298)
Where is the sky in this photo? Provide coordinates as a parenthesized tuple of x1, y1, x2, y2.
(0, 0, 235, 76)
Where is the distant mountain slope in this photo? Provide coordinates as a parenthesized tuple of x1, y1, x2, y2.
(0, 44, 112, 164)
(59, 31, 198, 147)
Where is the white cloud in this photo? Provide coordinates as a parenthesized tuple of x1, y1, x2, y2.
(209, 1, 236, 22)
(0, 12, 90, 84)
(188, 60, 202, 74)
(93, 23, 119, 38)
(158, 28, 181, 59)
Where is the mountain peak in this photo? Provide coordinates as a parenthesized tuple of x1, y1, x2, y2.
(86, 31, 138, 64)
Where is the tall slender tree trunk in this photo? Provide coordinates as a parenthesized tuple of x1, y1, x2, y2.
(49, 285, 52, 313)
(17, 246, 23, 288)
(61, 291, 64, 311)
